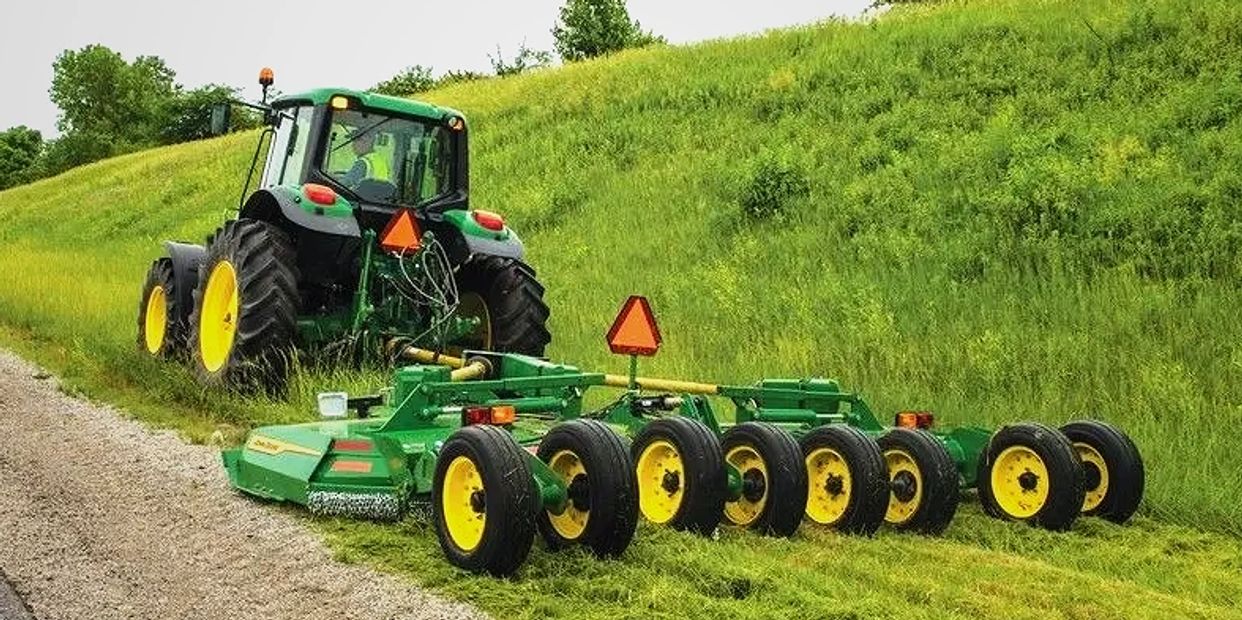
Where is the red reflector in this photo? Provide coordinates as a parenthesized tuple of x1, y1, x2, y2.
(304, 183, 337, 206)
(463, 406, 491, 426)
(916, 412, 935, 429)
(472, 210, 505, 231)
(333, 439, 373, 452)
(380, 208, 422, 254)
(330, 459, 373, 473)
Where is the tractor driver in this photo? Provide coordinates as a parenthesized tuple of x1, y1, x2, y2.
(338, 129, 391, 188)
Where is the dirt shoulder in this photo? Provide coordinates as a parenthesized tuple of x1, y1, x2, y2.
(0, 350, 483, 620)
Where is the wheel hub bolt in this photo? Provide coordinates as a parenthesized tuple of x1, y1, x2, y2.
(891, 471, 917, 503)
(469, 490, 486, 513)
(661, 470, 681, 494)
(741, 468, 766, 502)
(824, 474, 845, 497)
(1018, 471, 1039, 491)
(1083, 462, 1102, 490)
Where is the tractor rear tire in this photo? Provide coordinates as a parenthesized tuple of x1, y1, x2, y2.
(189, 219, 300, 392)
(631, 417, 726, 536)
(720, 422, 807, 537)
(1060, 420, 1143, 524)
(978, 422, 1085, 531)
(537, 419, 638, 558)
(454, 256, 550, 355)
(800, 425, 889, 536)
(433, 425, 538, 576)
(878, 428, 960, 535)
(137, 258, 186, 358)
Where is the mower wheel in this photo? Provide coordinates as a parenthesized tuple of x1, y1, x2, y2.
(453, 256, 551, 355)
(631, 416, 726, 536)
(1060, 420, 1144, 524)
(800, 425, 889, 535)
(878, 428, 960, 535)
(978, 422, 1085, 531)
(433, 425, 538, 576)
(720, 422, 807, 537)
(189, 219, 299, 392)
(537, 419, 638, 557)
(137, 258, 185, 358)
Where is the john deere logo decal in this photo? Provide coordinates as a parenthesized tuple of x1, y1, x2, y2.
(247, 435, 321, 457)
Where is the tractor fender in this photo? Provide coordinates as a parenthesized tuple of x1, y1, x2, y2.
(161, 241, 206, 317)
(437, 210, 524, 261)
(241, 186, 361, 238)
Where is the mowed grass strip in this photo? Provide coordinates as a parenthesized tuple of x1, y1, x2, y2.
(0, 0, 1240, 616)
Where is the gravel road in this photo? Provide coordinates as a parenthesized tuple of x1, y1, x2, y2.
(0, 350, 484, 620)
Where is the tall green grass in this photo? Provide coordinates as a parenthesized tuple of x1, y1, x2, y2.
(0, 0, 1240, 615)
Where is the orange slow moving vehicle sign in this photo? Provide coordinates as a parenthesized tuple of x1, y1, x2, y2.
(380, 208, 422, 254)
(606, 295, 662, 356)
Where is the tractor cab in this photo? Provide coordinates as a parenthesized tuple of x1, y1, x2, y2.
(260, 88, 471, 231)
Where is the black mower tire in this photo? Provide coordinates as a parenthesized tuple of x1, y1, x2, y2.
(978, 422, 1085, 531)
(433, 425, 538, 576)
(720, 422, 808, 537)
(137, 257, 186, 358)
(537, 419, 638, 557)
(454, 255, 551, 355)
(188, 219, 299, 393)
(800, 425, 889, 536)
(631, 416, 726, 536)
(1060, 420, 1144, 524)
(878, 428, 960, 535)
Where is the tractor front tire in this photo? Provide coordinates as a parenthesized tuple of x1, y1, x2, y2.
(537, 419, 638, 558)
(632, 417, 726, 536)
(189, 219, 299, 392)
(454, 256, 550, 355)
(721, 422, 808, 537)
(433, 425, 538, 576)
(137, 258, 185, 358)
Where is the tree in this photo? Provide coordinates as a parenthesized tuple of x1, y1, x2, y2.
(551, 0, 664, 62)
(0, 126, 43, 190)
(489, 43, 553, 76)
(160, 84, 258, 144)
(49, 44, 177, 149)
(372, 65, 436, 96)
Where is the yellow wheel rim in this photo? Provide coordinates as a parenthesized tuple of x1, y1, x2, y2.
(636, 440, 684, 524)
(884, 449, 923, 525)
(724, 445, 768, 527)
(456, 292, 493, 351)
(199, 260, 239, 373)
(990, 445, 1050, 519)
(442, 456, 486, 552)
(144, 285, 167, 354)
(1074, 442, 1110, 512)
(806, 447, 852, 526)
(547, 450, 590, 540)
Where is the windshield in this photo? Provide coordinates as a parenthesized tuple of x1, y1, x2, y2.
(322, 109, 453, 206)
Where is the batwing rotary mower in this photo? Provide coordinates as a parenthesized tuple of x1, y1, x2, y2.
(223, 297, 1146, 576)
(136, 69, 549, 391)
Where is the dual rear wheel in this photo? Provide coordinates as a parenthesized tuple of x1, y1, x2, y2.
(432, 419, 637, 576)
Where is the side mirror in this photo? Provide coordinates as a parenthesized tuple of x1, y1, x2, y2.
(209, 102, 231, 136)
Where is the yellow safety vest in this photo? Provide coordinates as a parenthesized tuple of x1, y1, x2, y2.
(361, 151, 391, 182)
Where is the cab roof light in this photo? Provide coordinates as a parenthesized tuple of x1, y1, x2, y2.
(331, 95, 351, 110)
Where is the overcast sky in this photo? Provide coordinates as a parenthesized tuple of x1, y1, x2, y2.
(1, 0, 873, 137)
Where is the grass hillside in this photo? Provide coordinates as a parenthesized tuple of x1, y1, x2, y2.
(1, 0, 1240, 617)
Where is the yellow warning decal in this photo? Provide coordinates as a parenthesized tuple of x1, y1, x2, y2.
(246, 435, 321, 457)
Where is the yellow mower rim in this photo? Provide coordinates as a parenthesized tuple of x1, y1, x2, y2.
(805, 447, 852, 526)
(990, 445, 1050, 519)
(724, 445, 769, 527)
(144, 285, 167, 354)
(547, 449, 590, 539)
(1073, 442, 1110, 512)
(442, 456, 487, 552)
(636, 440, 684, 524)
(199, 260, 239, 373)
(884, 448, 924, 525)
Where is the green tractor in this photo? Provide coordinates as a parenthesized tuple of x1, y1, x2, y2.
(137, 69, 549, 390)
